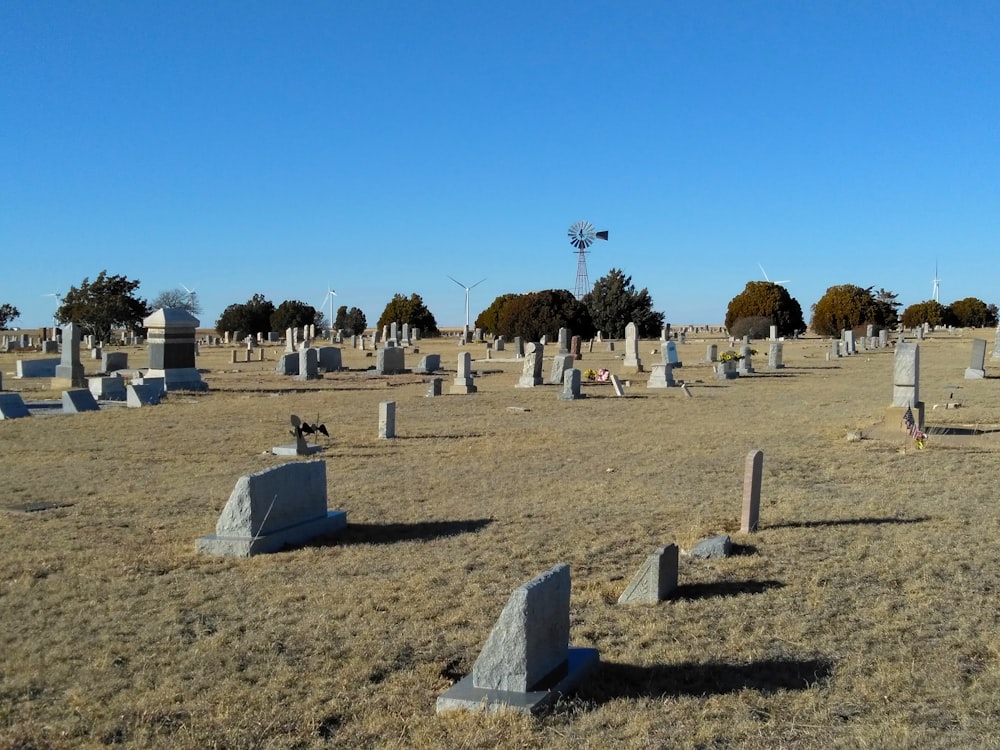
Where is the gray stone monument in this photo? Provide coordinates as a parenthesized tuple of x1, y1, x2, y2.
(426, 377, 443, 397)
(767, 341, 784, 369)
(889, 342, 923, 428)
(738, 345, 754, 374)
(54, 322, 85, 387)
(143, 308, 207, 391)
(516, 342, 543, 387)
(317, 346, 342, 372)
(379, 401, 396, 438)
(741, 449, 763, 533)
(275, 352, 299, 375)
(548, 353, 574, 385)
(62, 389, 100, 413)
(557, 327, 570, 354)
(705, 344, 718, 363)
(965, 339, 987, 379)
(664, 340, 681, 368)
(617, 545, 678, 604)
(646, 363, 675, 388)
(558, 368, 584, 400)
(513, 336, 524, 359)
(88, 376, 127, 401)
(450, 352, 476, 394)
(0, 393, 30, 419)
(126, 383, 161, 407)
(415, 354, 441, 374)
(375, 346, 406, 375)
(623, 322, 642, 372)
(296, 347, 320, 380)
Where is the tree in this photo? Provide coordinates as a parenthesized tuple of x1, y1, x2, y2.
(151, 287, 202, 316)
(582, 268, 664, 339)
(872, 288, 901, 330)
(0, 303, 20, 329)
(947, 297, 998, 328)
(901, 300, 953, 329)
(216, 293, 275, 335)
(496, 289, 594, 342)
(56, 270, 149, 342)
(809, 284, 888, 336)
(270, 300, 321, 333)
(333, 304, 367, 335)
(376, 293, 440, 337)
(475, 293, 520, 336)
(724, 281, 804, 337)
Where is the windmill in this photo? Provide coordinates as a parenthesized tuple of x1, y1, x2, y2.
(178, 283, 200, 312)
(447, 276, 486, 332)
(42, 291, 61, 326)
(568, 220, 609, 299)
(757, 264, 790, 285)
(318, 285, 337, 331)
(932, 262, 941, 302)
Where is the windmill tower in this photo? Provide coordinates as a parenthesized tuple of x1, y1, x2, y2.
(568, 220, 609, 299)
(932, 262, 941, 303)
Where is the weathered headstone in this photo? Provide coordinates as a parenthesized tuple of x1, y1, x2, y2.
(195, 460, 346, 557)
(570, 335, 581, 359)
(317, 346, 342, 372)
(513, 336, 524, 359)
(379, 401, 396, 438)
(62, 389, 100, 413)
(767, 341, 784, 369)
(426, 377, 443, 397)
(89, 376, 127, 401)
(610, 373, 626, 396)
(450, 352, 477, 394)
(558, 368, 584, 400)
(664, 340, 681, 368)
(415, 354, 441, 373)
(54, 322, 85, 387)
(769, 325, 778, 341)
(690, 535, 732, 559)
(646, 363, 675, 388)
(436, 563, 599, 714)
(888, 342, 923, 428)
(516, 342, 543, 387)
(879, 329, 888, 348)
(548, 353, 574, 385)
(623, 322, 642, 372)
(126, 383, 161, 407)
(400, 323, 410, 347)
(965, 339, 987, 379)
(738, 345, 754, 374)
(557, 327, 570, 354)
(275, 352, 299, 375)
(0, 393, 30, 419)
(741, 449, 763, 533)
(143, 309, 207, 391)
(375, 346, 406, 375)
(296, 347, 320, 380)
(617, 544, 678, 604)
(705, 344, 718, 363)
(494, 336, 505, 352)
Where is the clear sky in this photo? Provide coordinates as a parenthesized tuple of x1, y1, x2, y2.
(2, 2, 998, 330)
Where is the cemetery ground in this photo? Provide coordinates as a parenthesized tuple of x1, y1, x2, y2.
(1, 331, 999, 749)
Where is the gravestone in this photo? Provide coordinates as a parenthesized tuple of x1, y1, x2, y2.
(738, 345, 754, 374)
(16, 359, 59, 378)
(390, 322, 398, 343)
(41, 340, 58, 354)
(494, 336, 505, 352)
(516, 343, 544, 387)
(375, 346, 406, 375)
(916, 327, 925, 341)
(513, 337, 524, 359)
(415, 354, 441, 374)
(965, 339, 987, 379)
(379, 401, 396, 438)
(845, 330, 856, 355)
(317, 346, 342, 372)
(548, 353, 574, 385)
(450, 352, 477, 394)
(89, 376, 127, 401)
(62, 389, 100, 413)
(54, 322, 85, 387)
(296, 348, 320, 380)
(610, 373, 626, 396)
(705, 344, 718, 363)
(866, 324, 874, 338)
(646, 363, 675, 388)
(767, 341, 784, 369)
(617, 544, 678, 604)
(400, 323, 410, 347)
(0, 393, 30, 419)
(195, 460, 347, 557)
(769, 325, 777, 341)
(623, 322, 642, 372)
(426, 377, 443, 397)
(557, 327, 570, 354)
(143, 308, 206, 391)
(993, 326, 1000, 361)
(126, 384, 161, 407)
(275, 352, 299, 376)
(558, 368, 584, 400)
(741, 449, 763, 533)
(831, 340, 841, 359)
(436, 563, 599, 715)
(605, 342, 615, 352)
(570, 336, 581, 359)
(102, 351, 128, 373)
(879, 329, 888, 348)
(664, 340, 681, 368)
(888, 342, 923, 428)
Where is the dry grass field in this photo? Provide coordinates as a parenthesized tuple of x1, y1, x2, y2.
(1, 330, 999, 749)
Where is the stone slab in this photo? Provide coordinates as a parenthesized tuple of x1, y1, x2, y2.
(62, 389, 100, 413)
(126, 384, 162, 407)
(690, 535, 732, 559)
(0, 393, 31, 419)
(618, 544, 679, 604)
(196, 510, 346, 556)
(271, 443, 324, 456)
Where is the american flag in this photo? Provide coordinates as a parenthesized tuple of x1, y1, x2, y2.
(903, 404, 915, 432)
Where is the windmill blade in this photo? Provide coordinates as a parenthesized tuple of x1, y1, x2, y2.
(757, 263, 771, 282)
(595, 230, 609, 241)
(447, 275, 468, 290)
(469, 278, 487, 289)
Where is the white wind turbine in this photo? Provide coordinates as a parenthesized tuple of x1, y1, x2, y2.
(447, 275, 486, 332)
(932, 262, 941, 302)
(42, 291, 61, 325)
(757, 263, 790, 285)
(318, 284, 337, 331)
(179, 283, 199, 311)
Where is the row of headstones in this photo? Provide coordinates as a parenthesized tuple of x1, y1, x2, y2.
(0, 380, 164, 418)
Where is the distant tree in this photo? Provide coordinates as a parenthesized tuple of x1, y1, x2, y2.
(216, 293, 275, 335)
(947, 297, 998, 328)
(724, 281, 804, 337)
(271, 300, 321, 333)
(901, 300, 953, 329)
(582, 268, 664, 339)
(496, 289, 594, 342)
(475, 293, 520, 336)
(0, 303, 20, 329)
(810, 284, 888, 336)
(728, 316, 774, 340)
(872, 288, 901, 330)
(376, 293, 440, 336)
(333, 304, 367, 335)
(151, 287, 202, 316)
(56, 270, 149, 342)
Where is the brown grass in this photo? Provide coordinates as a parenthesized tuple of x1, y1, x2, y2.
(1, 331, 999, 749)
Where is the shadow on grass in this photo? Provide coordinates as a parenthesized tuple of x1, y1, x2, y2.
(397, 433, 485, 440)
(672, 579, 783, 600)
(925, 425, 1000, 436)
(768, 515, 930, 529)
(580, 657, 833, 702)
(329, 518, 493, 546)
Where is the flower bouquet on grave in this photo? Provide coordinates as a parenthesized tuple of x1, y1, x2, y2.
(583, 368, 598, 381)
(718, 350, 743, 363)
(596, 368, 611, 382)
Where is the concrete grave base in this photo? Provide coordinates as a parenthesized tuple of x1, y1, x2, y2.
(196, 510, 347, 557)
(964, 368, 986, 380)
(885, 403, 925, 431)
(436, 648, 599, 715)
(144, 367, 207, 391)
(449, 383, 477, 395)
(271, 443, 324, 456)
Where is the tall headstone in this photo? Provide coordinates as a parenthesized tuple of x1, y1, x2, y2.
(296, 347, 320, 380)
(769, 325, 778, 341)
(379, 401, 396, 438)
(879, 329, 888, 348)
(617, 545, 678, 604)
(514, 336, 524, 359)
(450, 352, 477, 394)
(390, 322, 398, 343)
(738, 345, 754, 374)
(548, 353, 574, 385)
(623, 322, 642, 372)
(516, 343, 544, 387)
(664, 340, 681, 368)
(767, 341, 784, 369)
(54, 322, 85, 387)
(705, 344, 718, 363)
(557, 327, 570, 354)
(965, 339, 987, 379)
(741, 450, 763, 533)
(888, 342, 923, 428)
(558, 368, 584, 400)
(143, 308, 207, 391)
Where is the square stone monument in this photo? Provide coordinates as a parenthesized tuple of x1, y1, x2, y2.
(143, 308, 207, 391)
(965, 339, 987, 379)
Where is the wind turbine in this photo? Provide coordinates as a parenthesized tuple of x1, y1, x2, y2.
(447, 275, 486, 332)
(42, 291, 61, 326)
(757, 264, 790, 285)
(318, 284, 337, 331)
(932, 262, 941, 302)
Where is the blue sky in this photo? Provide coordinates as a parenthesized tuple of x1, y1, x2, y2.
(2, 2, 998, 329)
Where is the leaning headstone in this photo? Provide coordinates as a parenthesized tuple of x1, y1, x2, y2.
(646, 363, 675, 388)
(436, 563, 599, 715)
(316, 346, 342, 372)
(54, 322, 85, 387)
(741, 450, 763, 533)
(767, 341, 784, 369)
(965, 339, 987, 379)
(558, 368, 584, 400)
(548, 353, 574, 385)
(415, 354, 441, 374)
(888, 342, 923, 428)
(89, 376, 127, 401)
(296, 347, 320, 380)
(143, 308, 207, 391)
(623, 322, 642, 372)
(617, 544, 678, 604)
(195, 460, 347, 557)
(516, 342, 544, 387)
(126, 383, 161, 407)
(379, 401, 396, 438)
(62, 389, 100, 413)
(375, 346, 406, 375)
(0, 393, 30, 419)
(610, 373, 626, 397)
(450, 352, 477, 394)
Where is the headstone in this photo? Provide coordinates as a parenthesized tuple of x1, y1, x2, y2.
(89, 376, 127, 401)
(317, 347, 342, 372)
(426, 377, 443, 397)
(54, 322, 85, 387)
(617, 545, 679, 604)
(660, 325, 668, 342)
(415, 354, 441, 374)
(664, 341, 681, 367)
(558, 368, 584, 400)
(623, 322, 642, 372)
(412, 327, 420, 341)
(401, 323, 410, 347)
(879, 329, 888, 348)
(513, 337, 524, 359)
(965, 339, 987, 379)
(230, 350, 239, 364)
(195, 460, 346, 557)
(738, 345, 754, 374)
(690, 535, 732, 559)
(569, 335, 581, 359)
(831, 340, 841, 358)
(516, 343, 544, 387)
(62, 389, 100, 413)
(126, 383, 161, 407)
(646, 363, 675, 388)
(275, 352, 299, 375)
(143, 309, 207, 391)
(379, 401, 396, 438)
(916, 326, 925, 341)
(866, 324, 874, 338)
(992, 326, 1000, 361)
(741, 450, 763, 533)
(494, 335, 505, 352)
(888, 342, 923, 428)
(450, 352, 476, 394)
(605, 342, 615, 352)
(715, 360, 738, 380)
(390, 322, 398, 343)
(557, 327, 570, 354)
(610, 373, 626, 396)
(41, 340, 58, 354)
(375, 346, 405, 375)
(268, 331, 281, 343)
(548, 353, 574, 385)
(767, 341, 784, 369)
(0, 393, 30, 419)
(436, 564, 599, 714)
(16, 359, 59, 378)
(769, 325, 778, 341)
(705, 344, 718, 363)
(844, 330, 856, 355)
(296, 347, 320, 380)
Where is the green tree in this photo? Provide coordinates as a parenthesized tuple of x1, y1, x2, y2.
(216, 293, 275, 336)
(333, 305, 367, 335)
(947, 297, 998, 328)
(901, 300, 953, 329)
(56, 270, 149, 342)
(151, 287, 202, 316)
(582, 268, 664, 339)
(724, 281, 804, 337)
(270, 300, 321, 333)
(872, 288, 901, 330)
(0, 303, 20, 329)
(496, 289, 594, 342)
(376, 293, 440, 337)
(810, 284, 887, 336)
(475, 293, 520, 336)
